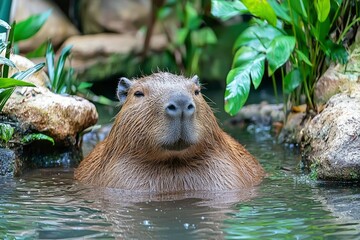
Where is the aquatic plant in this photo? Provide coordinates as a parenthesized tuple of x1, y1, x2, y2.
(212, 0, 359, 115)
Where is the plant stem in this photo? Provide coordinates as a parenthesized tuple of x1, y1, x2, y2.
(271, 74, 278, 103)
(337, 17, 360, 44)
(3, 21, 15, 78)
(281, 67, 287, 118)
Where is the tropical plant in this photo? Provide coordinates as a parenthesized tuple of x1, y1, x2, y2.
(212, 0, 359, 116)
(144, 0, 217, 75)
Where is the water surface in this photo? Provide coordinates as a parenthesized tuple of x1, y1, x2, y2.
(1, 90, 360, 239)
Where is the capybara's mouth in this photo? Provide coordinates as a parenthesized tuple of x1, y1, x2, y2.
(162, 139, 192, 151)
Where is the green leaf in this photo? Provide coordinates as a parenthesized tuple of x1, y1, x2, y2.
(0, 78, 35, 88)
(266, 35, 295, 75)
(46, 42, 55, 82)
(211, 0, 248, 20)
(0, 42, 7, 53)
(77, 82, 93, 90)
(191, 27, 217, 47)
(268, 0, 291, 23)
(175, 28, 189, 45)
(21, 133, 55, 145)
(0, 88, 15, 111)
(323, 40, 348, 64)
(0, 123, 14, 143)
(315, 0, 330, 22)
(11, 62, 45, 80)
(184, 3, 201, 30)
(242, 0, 277, 26)
(290, 0, 308, 20)
(14, 10, 51, 42)
(232, 46, 265, 89)
(284, 69, 302, 93)
(0, 56, 16, 68)
(26, 40, 48, 58)
(295, 49, 312, 66)
(233, 24, 283, 52)
(54, 45, 72, 92)
(224, 67, 251, 116)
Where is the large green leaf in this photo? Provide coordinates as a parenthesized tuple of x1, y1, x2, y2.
(266, 35, 295, 75)
(0, 78, 35, 88)
(224, 67, 251, 116)
(14, 10, 51, 42)
(232, 46, 265, 89)
(233, 24, 283, 52)
(11, 62, 45, 80)
(315, 0, 330, 22)
(289, 0, 308, 20)
(242, 0, 277, 26)
(284, 68, 302, 93)
(211, 0, 248, 20)
(46, 43, 55, 82)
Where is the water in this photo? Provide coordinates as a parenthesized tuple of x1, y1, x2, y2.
(1, 90, 360, 239)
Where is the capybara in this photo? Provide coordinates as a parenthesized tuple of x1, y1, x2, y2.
(75, 72, 265, 192)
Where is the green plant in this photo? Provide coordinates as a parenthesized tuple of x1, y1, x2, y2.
(46, 43, 73, 94)
(0, 123, 14, 144)
(0, 20, 45, 111)
(146, 0, 217, 75)
(212, 0, 359, 116)
(21, 133, 55, 145)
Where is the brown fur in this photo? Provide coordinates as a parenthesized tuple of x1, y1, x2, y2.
(75, 73, 265, 192)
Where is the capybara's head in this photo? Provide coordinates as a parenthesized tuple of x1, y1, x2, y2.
(110, 72, 219, 160)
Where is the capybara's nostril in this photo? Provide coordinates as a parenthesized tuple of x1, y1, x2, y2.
(166, 103, 180, 117)
(165, 95, 195, 118)
(184, 103, 195, 117)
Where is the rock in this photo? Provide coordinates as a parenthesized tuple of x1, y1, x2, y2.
(314, 39, 360, 106)
(79, 0, 150, 34)
(0, 148, 16, 177)
(301, 84, 360, 181)
(278, 111, 307, 143)
(2, 55, 98, 144)
(14, 0, 79, 52)
(3, 86, 98, 144)
(229, 101, 284, 126)
(60, 33, 167, 81)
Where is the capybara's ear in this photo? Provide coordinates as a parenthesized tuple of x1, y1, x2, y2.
(117, 77, 133, 106)
(191, 75, 200, 87)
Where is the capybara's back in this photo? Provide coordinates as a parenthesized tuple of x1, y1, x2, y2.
(75, 72, 265, 192)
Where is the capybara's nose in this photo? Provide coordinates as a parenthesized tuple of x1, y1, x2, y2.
(165, 95, 195, 118)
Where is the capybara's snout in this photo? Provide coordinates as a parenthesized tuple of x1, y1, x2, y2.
(165, 93, 195, 119)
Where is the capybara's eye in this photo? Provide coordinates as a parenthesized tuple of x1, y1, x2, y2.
(134, 91, 144, 97)
(194, 90, 200, 95)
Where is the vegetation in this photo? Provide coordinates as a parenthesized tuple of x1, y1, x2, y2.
(212, 0, 359, 116)
(144, 0, 217, 75)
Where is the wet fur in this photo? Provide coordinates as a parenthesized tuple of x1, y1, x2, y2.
(75, 73, 265, 192)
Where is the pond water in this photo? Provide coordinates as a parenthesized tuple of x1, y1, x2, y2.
(1, 89, 360, 239)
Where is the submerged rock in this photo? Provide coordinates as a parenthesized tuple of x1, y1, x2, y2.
(302, 85, 360, 181)
(0, 148, 16, 177)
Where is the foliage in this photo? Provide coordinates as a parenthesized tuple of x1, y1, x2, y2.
(0, 20, 44, 112)
(13, 10, 51, 42)
(212, 0, 359, 116)
(0, 123, 14, 144)
(21, 133, 55, 145)
(46, 43, 73, 94)
(147, 0, 217, 75)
